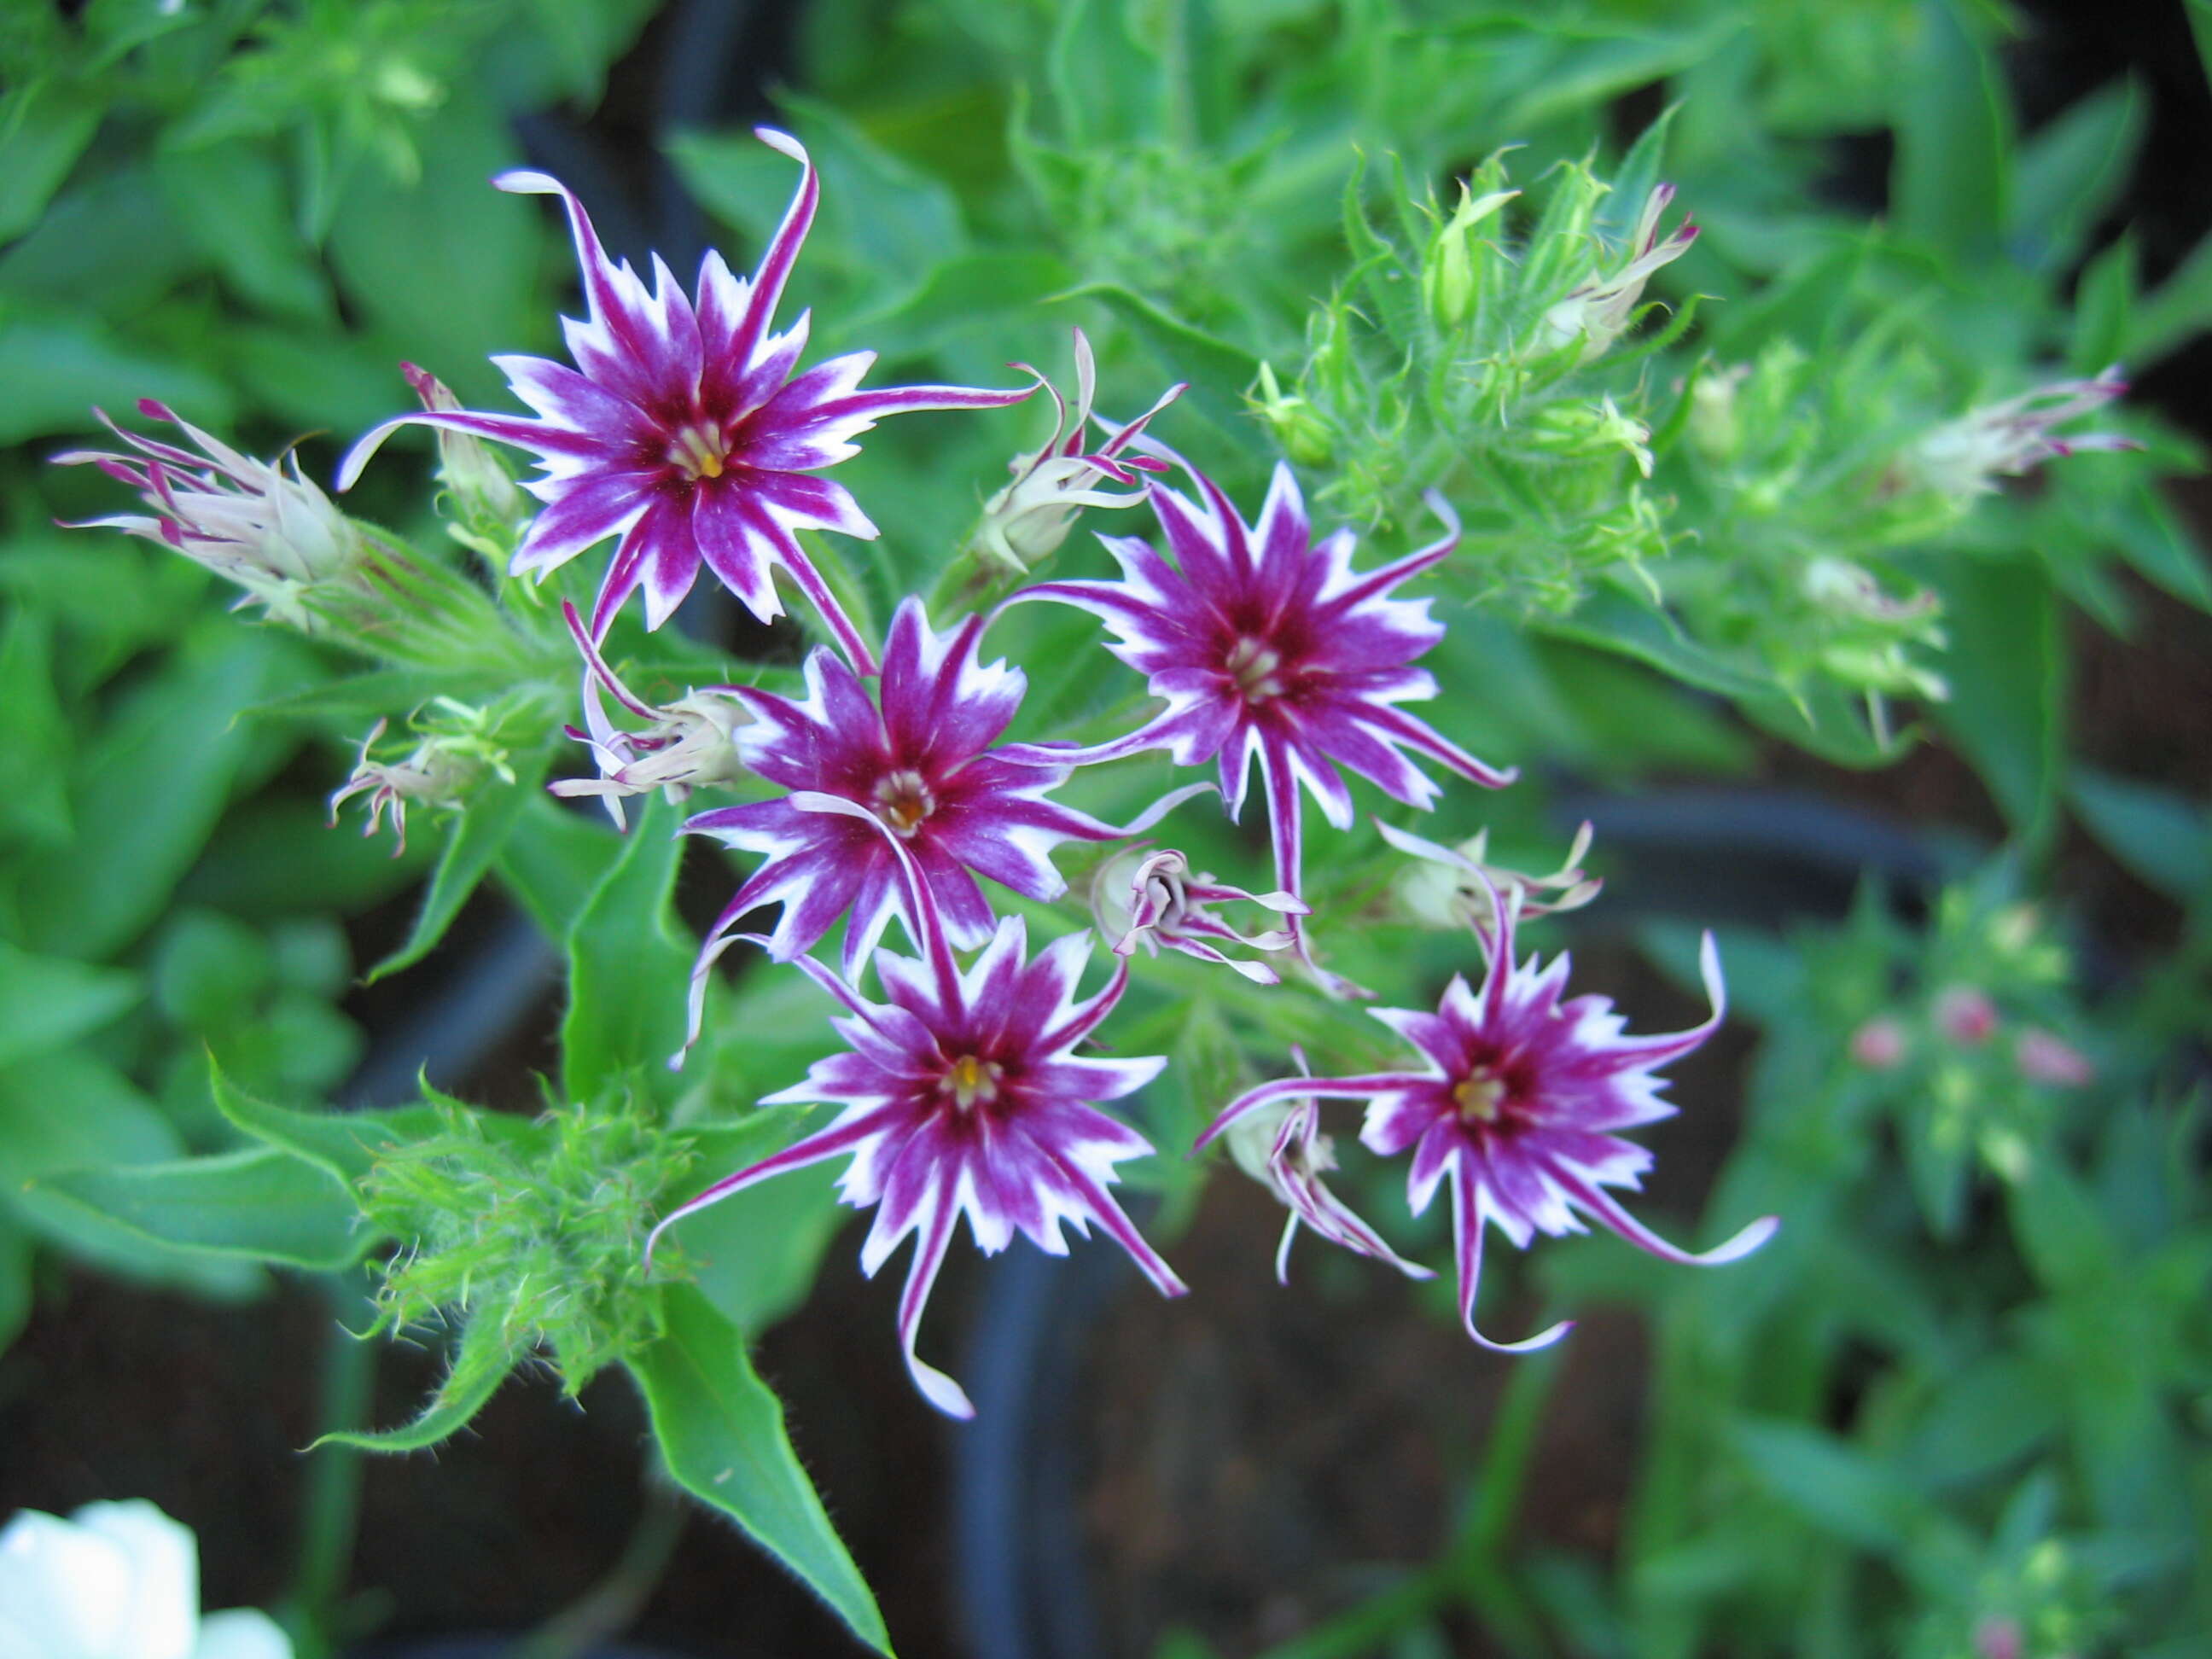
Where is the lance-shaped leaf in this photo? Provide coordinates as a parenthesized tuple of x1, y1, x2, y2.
(313, 1313, 515, 1453)
(19, 1147, 365, 1271)
(630, 1284, 890, 1655)
(562, 792, 693, 1099)
(369, 748, 550, 982)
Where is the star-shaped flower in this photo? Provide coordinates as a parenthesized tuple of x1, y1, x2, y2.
(1196, 887, 1777, 1350)
(338, 127, 1032, 667)
(1008, 456, 1514, 987)
(681, 597, 1203, 1049)
(650, 797, 1185, 1417)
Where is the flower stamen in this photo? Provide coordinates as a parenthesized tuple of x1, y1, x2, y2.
(872, 769, 938, 836)
(943, 1055, 1002, 1111)
(1453, 1068, 1506, 1123)
(667, 421, 730, 481)
(1225, 636, 1286, 702)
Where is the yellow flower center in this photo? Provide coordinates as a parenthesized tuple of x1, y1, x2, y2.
(944, 1054, 1002, 1110)
(1224, 636, 1286, 702)
(871, 769, 936, 837)
(1452, 1068, 1506, 1123)
(667, 421, 729, 481)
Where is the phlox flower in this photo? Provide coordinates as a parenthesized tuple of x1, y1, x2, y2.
(1910, 368, 2141, 501)
(1006, 455, 1514, 991)
(681, 597, 1205, 1048)
(1197, 886, 1777, 1350)
(649, 795, 1185, 1417)
(339, 127, 1031, 667)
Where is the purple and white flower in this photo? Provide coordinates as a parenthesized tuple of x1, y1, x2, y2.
(1221, 1051, 1434, 1284)
(328, 704, 515, 857)
(649, 796, 1185, 1417)
(1196, 887, 1777, 1351)
(55, 401, 365, 632)
(682, 597, 1204, 1045)
(550, 601, 748, 828)
(1091, 846, 1303, 984)
(970, 329, 1183, 572)
(338, 128, 1032, 667)
(1007, 457, 1514, 989)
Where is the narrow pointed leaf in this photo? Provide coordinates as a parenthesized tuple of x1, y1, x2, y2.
(19, 1148, 365, 1271)
(561, 792, 692, 1098)
(312, 1314, 514, 1452)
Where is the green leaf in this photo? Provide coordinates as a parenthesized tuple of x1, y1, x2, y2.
(1904, 1353, 2063, 1488)
(156, 141, 332, 320)
(2068, 768, 2212, 902)
(630, 1284, 889, 1654)
(2125, 221, 2212, 364)
(847, 252, 1077, 354)
(0, 942, 141, 1068)
(2069, 233, 2136, 375)
(667, 1107, 841, 1336)
(20, 1147, 365, 1271)
(1729, 1419, 1934, 1557)
(0, 608, 72, 847)
(1531, 591, 1775, 702)
(2009, 79, 2145, 275)
(1935, 559, 2063, 844)
(14, 623, 296, 958)
(369, 762, 544, 982)
(0, 82, 104, 243)
(313, 1313, 514, 1452)
(0, 1208, 30, 1355)
(1889, 0, 2009, 264)
(494, 794, 621, 941)
(0, 1049, 183, 1179)
(210, 1062, 448, 1187)
(561, 793, 693, 1099)
(0, 308, 230, 445)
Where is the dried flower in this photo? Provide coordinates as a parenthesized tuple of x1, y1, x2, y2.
(1223, 1051, 1434, 1284)
(1382, 818, 1600, 937)
(550, 600, 748, 828)
(1535, 183, 1697, 358)
(55, 400, 366, 632)
(1908, 370, 2141, 503)
(339, 129, 1031, 666)
(970, 329, 1182, 572)
(328, 701, 515, 856)
(650, 800, 1184, 1417)
(1197, 888, 1776, 1349)
(1091, 846, 1304, 984)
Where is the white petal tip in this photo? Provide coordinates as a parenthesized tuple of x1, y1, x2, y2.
(754, 126, 809, 165)
(493, 169, 564, 196)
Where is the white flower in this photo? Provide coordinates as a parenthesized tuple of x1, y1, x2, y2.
(0, 1500, 291, 1659)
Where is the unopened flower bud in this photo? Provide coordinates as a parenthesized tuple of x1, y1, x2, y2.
(1687, 362, 1749, 459)
(1528, 397, 1654, 477)
(402, 363, 524, 537)
(1973, 1617, 2024, 1659)
(1802, 557, 1939, 626)
(1849, 1017, 1908, 1070)
(55, 400, 369, 632)
(1251, 361, 1333, 469)
(1933, 985, 2000, 1047)
(1423, 182, 1518, 329)
(2015, 1027, 2093, 1088)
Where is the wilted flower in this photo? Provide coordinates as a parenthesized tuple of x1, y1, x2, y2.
(650, 800, 1185, 1417)
(1383, 818, 1600, 937)
(1536, 183, 1697, 358)
(681, 598, 1203, 1045)
(1223, 1051, 1434, 1284)
(969, 329, 1182, 572)
(1092, 845, 1304, 984)
(1196, 886, 1777, 1349)
(55, 400, 366, 632)
(329, 701, 515, 856)
(340, 128, 1031, 665)
(1907, 369, 2140, 502)
(0, 1499, 291, 1659)
(550, 600, 748, 828)
(1007, 455, 1514, 992)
